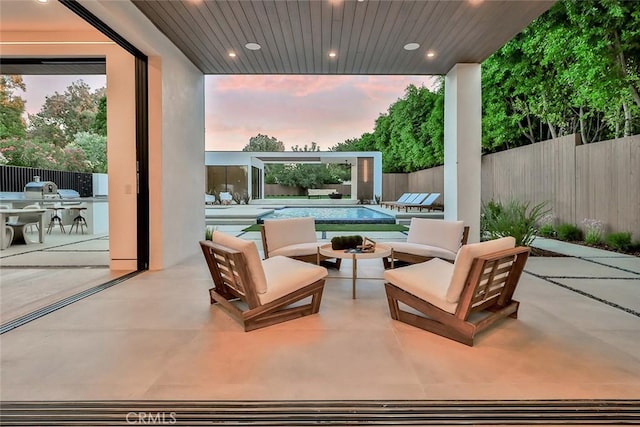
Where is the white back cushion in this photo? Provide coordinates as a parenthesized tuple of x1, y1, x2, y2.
(446, 236, 516, 303)
(263, 217, 317, 253)
(407, 218, 465, 254)
(212, 231, 268, 294)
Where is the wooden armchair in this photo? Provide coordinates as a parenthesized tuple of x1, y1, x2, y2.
(261, 217, 341, 269)
(384, 218, 469, 268)
(383, 237, 529, 346)
(200, 231, 327, 331)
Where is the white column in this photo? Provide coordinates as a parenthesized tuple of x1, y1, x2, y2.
(444, 63, 481, 242)
(350, 160, 358, 200)
(373, 153, 383, 202)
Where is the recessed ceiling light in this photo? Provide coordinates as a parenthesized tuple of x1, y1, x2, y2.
(328, 51, 337, 58)
(228, 52, 236, 58)
(245, 42, 261, 51)
(426, 51, 436, 58)
(403, 43, 420, 51)
(36, 0, 48, 3)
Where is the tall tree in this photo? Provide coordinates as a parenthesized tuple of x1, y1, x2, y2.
(482, 0, 639, 148)
(242, 133, 285, 151)
(93, 95, 107, 136)
(291, 141, 320, 152)
(27, 80, 105, 147)
(332, 84, 443, 173)
(0, 75, 27, 139)
(68, 131, 107, 172)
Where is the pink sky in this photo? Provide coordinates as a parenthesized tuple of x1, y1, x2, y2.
(206, 75, 436, 151)
(20, 74, 436, 151)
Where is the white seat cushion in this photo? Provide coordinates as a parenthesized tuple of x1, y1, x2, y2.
(212, 231, 268, 294)
(407, 218, 465, 254)
(388, 242, 457, 261)
(447, 237, 516, 303)
(260, 256, 328, 305)
(270, 242, 321, 258)
(384, 258, 458, 314)
(263, 217, 317, 254)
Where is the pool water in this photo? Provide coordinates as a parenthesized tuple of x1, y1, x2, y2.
(257, 207, 396, 224)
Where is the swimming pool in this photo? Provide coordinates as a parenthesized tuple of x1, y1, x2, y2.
(257, 207, 396, 224)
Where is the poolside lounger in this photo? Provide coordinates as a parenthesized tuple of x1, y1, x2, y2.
(394, 193, 429, 210)
(399, 192, 441, 212)
(380, 193, 412, 208)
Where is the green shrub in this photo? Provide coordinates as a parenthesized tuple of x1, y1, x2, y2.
(480, 199, 503, 237)
(556, 223, 582, 241)
(205, 226, 215, 241)
(581, 219, 604, 245)
(538, 224, 555, 238)
(584, 231, 601, 245)
(481, 199, 549, 247)
(606, 232, 632, 251)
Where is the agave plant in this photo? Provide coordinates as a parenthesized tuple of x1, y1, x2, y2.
(482, 199, 549, 247)
(205, 226, 216, 241)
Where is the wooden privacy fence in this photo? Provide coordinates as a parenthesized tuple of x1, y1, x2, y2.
(382, 134, 639, 239)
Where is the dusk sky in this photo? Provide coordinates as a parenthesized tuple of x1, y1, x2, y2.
(21, 74, 436, 151)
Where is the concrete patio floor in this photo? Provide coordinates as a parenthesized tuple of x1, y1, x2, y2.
(1, 227, 639, 407)
(0, 230, 131, 324)
(0, 226, 640, 425)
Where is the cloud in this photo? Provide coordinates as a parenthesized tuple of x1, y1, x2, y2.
(211, 75, 348, 97)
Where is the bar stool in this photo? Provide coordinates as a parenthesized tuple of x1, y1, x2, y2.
(69, 203, 88, 234)
(46, 203, 66, 234)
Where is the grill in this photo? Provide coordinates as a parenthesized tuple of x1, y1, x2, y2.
(24, 176, 58, 200)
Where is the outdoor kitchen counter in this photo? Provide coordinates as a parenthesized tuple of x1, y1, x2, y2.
(0, 196, 109, 235)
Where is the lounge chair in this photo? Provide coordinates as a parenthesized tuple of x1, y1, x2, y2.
(261, 217, 341, 269)
(380, 193, 412, 209)
(384, 236, 530, 346)
(200, 231, 327, 331)
(398, 192, 441, 212)
(219, 191, 233, 205)
(393, 193, 429, 210)
(383, 218, 469, 268)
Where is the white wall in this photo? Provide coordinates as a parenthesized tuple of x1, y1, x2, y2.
(79, 0, 205, 270)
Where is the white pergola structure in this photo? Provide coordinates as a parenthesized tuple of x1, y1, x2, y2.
(205, 151, 382, 201)
(0, 0, 554, 270)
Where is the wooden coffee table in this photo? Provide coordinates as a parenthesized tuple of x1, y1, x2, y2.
(318, 243, 393, 299)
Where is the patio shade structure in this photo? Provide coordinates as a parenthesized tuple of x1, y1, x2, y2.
(0, 0, 555, 269)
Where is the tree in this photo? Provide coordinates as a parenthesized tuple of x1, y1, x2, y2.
(242, 134, 285, 151)
(331, 84, 444, 173)
(93, 95, 107, 136)
(27, 80, 105, 147)
(0, 136, 90, 172)
(291, 142, 320, 152)
(481, 0, 640, 148)
(0, 75, 27, 139)
(276, 163, 338, 190)
(68, 131, 107, 172)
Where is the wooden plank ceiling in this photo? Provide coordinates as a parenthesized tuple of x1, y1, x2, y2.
(131, 0, 554, 75)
